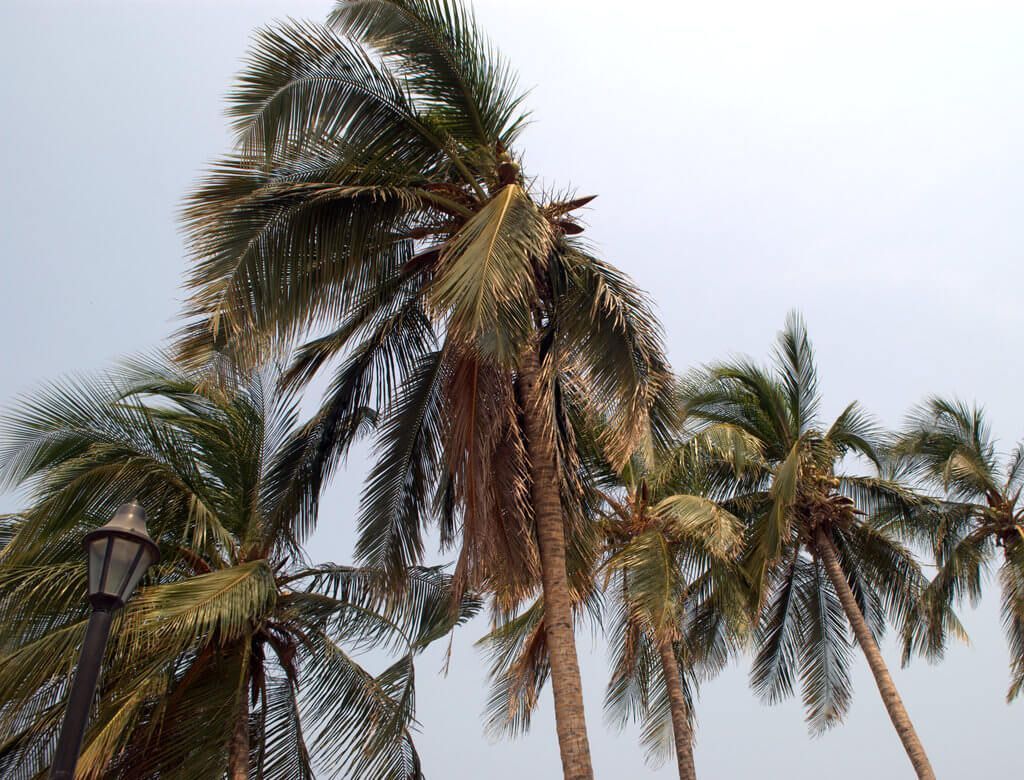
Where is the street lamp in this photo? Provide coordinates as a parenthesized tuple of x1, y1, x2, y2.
(50, 502, 160, 780)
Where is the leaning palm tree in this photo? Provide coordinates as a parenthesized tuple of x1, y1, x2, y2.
(681, 313, 938, 779)
(894, 397, 1024, 700)
(0, 360, 473, 779)
(177, 3, 671, 777)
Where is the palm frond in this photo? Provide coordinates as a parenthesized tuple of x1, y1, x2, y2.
(1002, 544, 1024, 701)
(750, 552, 809, 705)
(357, 349, 448, 576)
(429, 184, 550, 364)
(228, 20, 436, 164)
(773, 311, 819, 435)
(329, 0, 529, 149)
(796, 558, 852, 733)
(552, 243, 674, 468)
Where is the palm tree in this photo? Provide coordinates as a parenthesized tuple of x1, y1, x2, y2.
(0, 360, 473, 779)
(681, 313, 937, 779)
(894, 397, 1024, 700)
(177, 3, 671, 777)
(599, 450, 744, 780)
(479, 444, 746, 780)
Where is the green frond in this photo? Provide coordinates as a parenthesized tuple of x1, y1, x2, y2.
(553, 243, 674, 468)
(746, 439, 803, 599)
(605, 531, 677, 638)
(179, 168, 416, 366)
(895, 396, 1001, 500)
(262, 675, 315, 780)
(301, 630, 423, 780)
(705, 360, 795, 455)
(826, 402, 884, 466)
(796, 559, 852, 733)
(294, 563, 480, 650)
(653, 494, 743, 560)
(773, 311, 820, 435)
(123, 561, 277, 659)
(686, 423, 767, 480)
(228, 20, 436, 164)
(357, 350, 448, 576)
(750, 552, 809, 706)
(329, 0, 530, 149)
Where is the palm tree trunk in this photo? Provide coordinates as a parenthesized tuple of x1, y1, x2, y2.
(519, 344, 594, 780)
(815, 528, 936, 780)
(228, 690, 249, 780)
(656, 636, 698, 780)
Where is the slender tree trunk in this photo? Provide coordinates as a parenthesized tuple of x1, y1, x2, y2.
(228, 690, 249, 780)
(656, 636, 698, 780)
(519, 344, 594, 780)
(815, 528, 936, 780)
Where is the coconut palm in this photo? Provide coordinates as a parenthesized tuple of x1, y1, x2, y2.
(894, 398, 1024, 699)
(681, 313, 937, 779)
(177, 3, 671, 777)
(480, 442, 746, 780)
(0, 360, 473, 779)
(598, 450, 745, 780)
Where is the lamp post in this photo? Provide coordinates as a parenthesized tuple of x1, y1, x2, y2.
(50, 502, 159, 780)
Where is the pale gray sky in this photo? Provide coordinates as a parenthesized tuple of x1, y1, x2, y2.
(1, 1, 1021, 777)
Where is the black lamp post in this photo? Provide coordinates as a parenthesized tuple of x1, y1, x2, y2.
(50, 502, 159, 780)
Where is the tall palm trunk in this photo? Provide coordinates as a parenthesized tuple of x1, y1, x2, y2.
(656, 636, 698, 780)
(519, 345, 594, 780)
(228, 690, 249, 780)
(815, 528, 936, 780)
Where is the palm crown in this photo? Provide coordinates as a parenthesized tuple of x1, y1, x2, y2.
(894, 398, 1024, 700)
(0, 361, 472, 779)
(179, 1, 671, 594)
(178, 4, 673, 776)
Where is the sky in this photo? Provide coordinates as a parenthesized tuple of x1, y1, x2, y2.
(1, 0, 1022, 777)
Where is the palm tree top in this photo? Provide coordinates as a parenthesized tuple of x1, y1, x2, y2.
(0, 359, 474, 779)
(894, 396, 1024, 700)
(682, 315, 938, 752)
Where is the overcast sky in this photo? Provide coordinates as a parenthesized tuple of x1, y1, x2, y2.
(1, 1, 1021, 777)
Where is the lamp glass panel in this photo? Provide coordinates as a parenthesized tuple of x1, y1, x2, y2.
(118, 544, 156, 600)
(105, 536, 143, 600)
(87, 537, 109, 595)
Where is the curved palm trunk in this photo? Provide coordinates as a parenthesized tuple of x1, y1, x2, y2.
(656, 637, 698, 780)
(228, 691, 249, 780)
(815, 528, 936, 780)
(519, 345, 594, 780)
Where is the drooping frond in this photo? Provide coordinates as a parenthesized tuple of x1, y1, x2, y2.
(826, 401, 883, 466)
(895, 396, 1001, 500)
(429, 184, 551, 364)
(796, 558, 852, 733)
(552, 242, 675, 468)
(750, 551, 809, 705)
(357, 349, 448, 576)
(479, 599, 550, 738)
(179, 167, 418, 366)
(1002, 544, 1024, 701)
